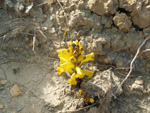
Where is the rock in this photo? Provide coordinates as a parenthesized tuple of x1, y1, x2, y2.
(68, 9, 102, 30)
(113, 13, 132, 32)
(0, 86, 4, 90)
(87, 0, 118, 15)
(0, 90, 8, 98)
(0, 80, 7, 85)
(0, 94, 8, 98)
(92, 38, 106, 55)
(131, 79, 144, 91)
(131, 6, 150, 28)
(1, 90, 6, 95)
(0, 103, 4, 110)
(7, 99, 12, 103)
(119, 0, 150, 28)
(10, 84, 22, 97)
(16, 106, 22, 111)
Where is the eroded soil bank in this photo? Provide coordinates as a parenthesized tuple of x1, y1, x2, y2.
(0, 0, 150, 113)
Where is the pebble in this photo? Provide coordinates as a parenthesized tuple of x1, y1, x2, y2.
(0, 80, 7, 85)
(10, 84, 22, 97)
(0, 94, 8, 98)
(1, 90, 6, 95)
(7, 99, 12, 103)
(0, 86, 4, 90)
(0, 103, 4, 109)
(16, 106, 22, 111)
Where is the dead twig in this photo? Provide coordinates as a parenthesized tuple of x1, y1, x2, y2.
(56, 0, 63, 9)
(115, 36, 150, 94)
(142, 49, 150, 53)
(38, 29, 48, 39)
(56, 0, 70, 37)
(58, 103, 97, 113)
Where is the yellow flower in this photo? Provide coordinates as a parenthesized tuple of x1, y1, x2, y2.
(56, 67, 65, 75)
(73, 40, 83, 55)
(70, 73, 76, 79)
(77, 53, 94, 66)
(59, 57, 68, 64)
(82, 69, 94, 78)
(68, 79, 77, 85)
(70, 56, 77, 63)
(68, 73, 77, 85)
(68, 41, 73, 55)
(89, 98, 94, 103)
(56, 40, 94, 85)
(60, 62, 75, 74)
(57, 49, 71, 61)
(79, 89, 83, 94)
(75, 67, 85, 78)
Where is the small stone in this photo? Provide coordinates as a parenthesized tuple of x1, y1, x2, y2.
(0, 89, 8, 98)
(0, 80, 8, 85)
(131, 79, 144, 91)
(113, 13, 132, 32)
(104, 58, 109, 64)
(0, 86, 4, 90)
(7, 99, 12, 103)
(41, 27, 48, 31)
(0, 103, 4, 109)
(0, 94, 8, 98)
(10, 84, 22, 97)
(16, 106, 22, 111)
(51, 27, 56, 33)
(1, 90, 6, 95)
(9, 15, 12, 19)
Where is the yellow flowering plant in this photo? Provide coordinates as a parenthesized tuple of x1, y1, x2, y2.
(56, 40, 94, 85)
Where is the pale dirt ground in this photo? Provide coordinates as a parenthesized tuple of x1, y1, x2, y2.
(1, 0, 150, 113)
(0, 57, 150, 113)
(0, 59, 76, 113)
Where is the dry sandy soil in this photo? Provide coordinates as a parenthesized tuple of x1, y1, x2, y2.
(0, 0, 150, 113)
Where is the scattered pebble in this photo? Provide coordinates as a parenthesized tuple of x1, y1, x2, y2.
(0, 86, 4, 90)
(0, 80, 8, 85)
(1, 90, 6, 95)
(10, 84, 22, 97)
(0, 90, 8, 98)
(0, 103, 4, 110)
(7, 99, 12, 103)
(16, 106, 22, 111)
(0, 94, 8, 98)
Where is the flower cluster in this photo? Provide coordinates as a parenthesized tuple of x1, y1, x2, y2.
(56, 40, 94, 85)
(79, 89, 94, 104)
